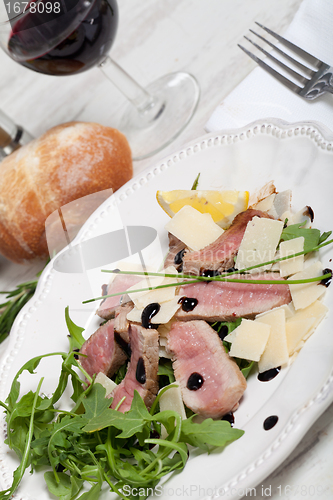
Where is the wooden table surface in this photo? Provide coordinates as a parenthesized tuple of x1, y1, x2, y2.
(1, 1, 333, 499)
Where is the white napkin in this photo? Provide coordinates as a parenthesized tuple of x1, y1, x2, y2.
(205, 0, 333, 132)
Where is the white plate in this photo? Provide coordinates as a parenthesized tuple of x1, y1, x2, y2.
(1, 118, 333, 500)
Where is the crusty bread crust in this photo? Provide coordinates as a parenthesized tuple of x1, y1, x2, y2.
(0, 122, 133, 263)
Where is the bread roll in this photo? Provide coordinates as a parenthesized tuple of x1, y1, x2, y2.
(0, 121, 133, 263)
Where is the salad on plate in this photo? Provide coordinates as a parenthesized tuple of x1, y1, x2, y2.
(0, 179, 332, 500)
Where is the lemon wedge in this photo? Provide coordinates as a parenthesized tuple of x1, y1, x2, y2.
(156, 189, 249, 228)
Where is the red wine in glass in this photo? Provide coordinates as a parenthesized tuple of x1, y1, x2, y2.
(7, 0, 118, 76)
(1, 0, 199, 160)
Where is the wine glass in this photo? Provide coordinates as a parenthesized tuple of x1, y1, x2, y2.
(0, 0, 200, 160)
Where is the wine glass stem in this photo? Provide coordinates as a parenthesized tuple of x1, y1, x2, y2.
(99, 56, 164, 122)
(0, 109, 34, 159)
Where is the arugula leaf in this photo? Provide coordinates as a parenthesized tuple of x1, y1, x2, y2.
(44, 471, 84, 500)
(5, 353, 64, 434)
(5, 419, 29, 459)
(157, 359, 175, 384)
(279, 223, 321, 253)
(319, 231, 332, 245)
(65, 306, 85, 350)
(112, 363, 127, 385)
(144, 437, 188, 467)
(211, 318, 241, 350)
(6, 355, 44, 411)
(83, 391, 153, 437)
(212, 318, 241, 335)
(229, 358, 255, 379)
(0, 378, 44, 500)
(81, 383, 112, 420)
(0, 317, 246, 500)
(77, 482, 102, 500)
(180, 415, 244, 452)
(47, 415, 88, 475)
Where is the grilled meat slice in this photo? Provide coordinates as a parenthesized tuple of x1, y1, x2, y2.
(113, 302, 134, 358)
(176, 273, 291, 322)
(114, 302, 134, 343)
(96, 274, 141, 320)
(168, 320, 246, 418)
(111, 324, 159, 412)
(182, 209, 272, 275)
(164, 233, 186, 271)
(79, 319, 127, 379)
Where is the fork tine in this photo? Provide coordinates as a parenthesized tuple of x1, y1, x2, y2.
(238, 44, 303, 94)
(249, 29, 315, 77)
(255, 22, 322, 68)
(244, 36, 311, 85)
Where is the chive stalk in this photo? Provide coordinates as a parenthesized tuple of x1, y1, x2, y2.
(82, 272, 331, 304)
(82, 238, 333, 304)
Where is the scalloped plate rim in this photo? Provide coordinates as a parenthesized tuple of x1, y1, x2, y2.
(0, 117, 333, 500)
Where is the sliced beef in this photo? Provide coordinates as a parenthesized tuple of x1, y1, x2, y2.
(164, 233, 186, 271)
(111, 324, 159, 412)
(167, 320, 246, 418)
(114, 302, 134, 343)
(113, 302, 134, 358)
(176, 272, 291, 322)
(80, 319, 127, 379)
(96, 274, 141, 320)
(182, 209, 272, 275)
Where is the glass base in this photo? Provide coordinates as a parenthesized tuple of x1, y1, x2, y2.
(117, 72, 200, 161)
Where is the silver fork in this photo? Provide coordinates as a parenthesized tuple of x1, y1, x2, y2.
(239, 22, 333, 100)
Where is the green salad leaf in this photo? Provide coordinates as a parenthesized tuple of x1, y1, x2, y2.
(280, 222, 332, 253)
(44, 471, 83, 500)
(83, 390, 153, 436)
(111, 364, 126, 386)
(157, 359, 175, 384)
(65, 306, 85, 350)
(319, 230, 332, 245)
(81, 383, 112, 420)
(0, 310, 244, 500)
(180, 415, 244, 452)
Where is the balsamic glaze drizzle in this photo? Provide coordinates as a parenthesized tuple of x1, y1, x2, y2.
(174, 248, 186, 266)
(263, 415, 279, 430)
(136, 357, 146, 384)
(218, 325, 229, 341)
(321, 268, 332, 287)
(258, 367, 281, 382)
(178, 297, 198, 312)
(200, 269, 220, 278)
(221, 412, 235, 426)
(141, 303, 160, 329)
(148, 430, 160, 449)
(305, 206, 314, 222)
(187, 372, 204, 390)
